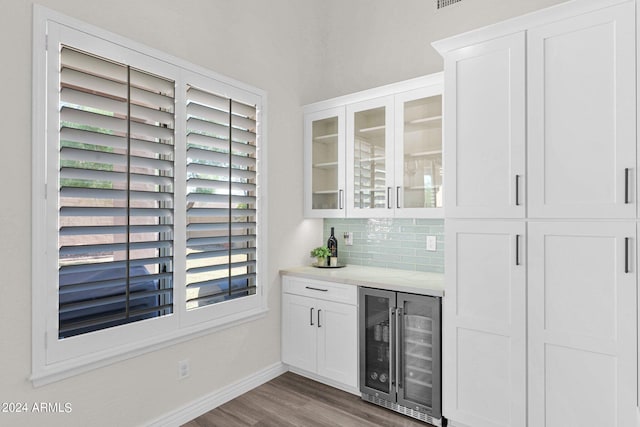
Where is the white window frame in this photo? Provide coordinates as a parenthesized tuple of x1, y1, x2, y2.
(31, 5, 268, 386)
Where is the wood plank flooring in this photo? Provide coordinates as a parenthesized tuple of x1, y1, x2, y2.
(182, 372, 435, 427)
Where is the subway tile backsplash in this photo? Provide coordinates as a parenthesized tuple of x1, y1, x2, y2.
(323, 218, 444, 273)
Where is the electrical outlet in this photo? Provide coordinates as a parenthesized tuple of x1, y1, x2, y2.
(344, 232, 353, 246)
(178, 359, 190, 380)
(426, 235, 437, 252)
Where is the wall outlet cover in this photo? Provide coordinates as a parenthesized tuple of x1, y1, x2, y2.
(426, 235, 437, 251)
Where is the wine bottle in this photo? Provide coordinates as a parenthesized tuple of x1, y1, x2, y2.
(327, 227, 338, 259)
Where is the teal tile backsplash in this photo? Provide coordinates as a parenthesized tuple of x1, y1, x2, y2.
(323, 218, 444, 273)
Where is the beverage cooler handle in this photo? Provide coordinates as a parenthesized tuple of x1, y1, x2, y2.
(395, 307, 403, 393)
(389, 307, 396, 391)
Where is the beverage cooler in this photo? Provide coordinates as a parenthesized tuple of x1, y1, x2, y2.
(359, 287, 443, 426)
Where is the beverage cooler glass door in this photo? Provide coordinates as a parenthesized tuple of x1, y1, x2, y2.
(397, 293, 441, 418)
(359, 287, 395, 401)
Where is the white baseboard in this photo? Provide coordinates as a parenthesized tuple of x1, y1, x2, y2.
(287, 366, 360, 396)
(147, 361, 288, 427)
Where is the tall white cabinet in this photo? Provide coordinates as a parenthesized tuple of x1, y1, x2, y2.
(527, 4, 636, 218)
(528, 222, 637, 427)
(434, 1, 638, 426)
(443, 32, 525, 219)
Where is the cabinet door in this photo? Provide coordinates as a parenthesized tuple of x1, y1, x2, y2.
(304, 107, 346, 218)
(316, 299, 358, 389)
(443, 32, 525, 218)
(527, 3, 635, 218)
(443, 220, 526, 427)
(282, 293, 317, 373)
(394, 85, 444, 218)
(346, 96, 395, 217)
(528, 222, 637, 427)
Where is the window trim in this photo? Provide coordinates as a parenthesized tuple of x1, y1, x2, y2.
(31, 5, 269, 386)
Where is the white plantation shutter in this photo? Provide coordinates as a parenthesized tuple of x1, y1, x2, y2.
(185, 86, 257, 310)
(58, 46, 175, 338)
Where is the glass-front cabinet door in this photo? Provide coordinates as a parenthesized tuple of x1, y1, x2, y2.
(359, 287, 395, 400)
(394, 87, 443, 218)
(347, 97, 394, 217)
(397, 293, 441, 418)
(304, 107, 345, 218)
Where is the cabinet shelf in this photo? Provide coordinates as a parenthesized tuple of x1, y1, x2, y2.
(358, 125, 386, 134)
(407, 150, 442, 158)
(313, 133, 338, 142)
(313, 190, 339, 195)
(313, 161, 339, 168)
(408, 115, 442, 125)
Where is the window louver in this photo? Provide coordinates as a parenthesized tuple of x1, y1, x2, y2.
(185, 86, 257, 310)
(58, 47, 175, 338)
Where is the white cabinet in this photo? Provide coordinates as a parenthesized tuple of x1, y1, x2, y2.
(444, 220, 526, 427)
(304, 107, 346, 218)
(443, 32, 525, 219)
(528, 3, 636, 218)
(435, 2, 639, 427)
(528, 222, 637, 427)
(347, 96, 395, 217)
(303, 74, 443, 218)
(281, 276, 358, 392)
(394, 87, 444, 217)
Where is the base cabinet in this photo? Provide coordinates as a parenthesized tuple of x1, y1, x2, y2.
(281, 276, 358, 391)
(528, 222, 637, 427)
(444, 220, 526, 427)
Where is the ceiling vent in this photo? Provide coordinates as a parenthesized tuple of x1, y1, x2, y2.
(437, 0, 462, 8)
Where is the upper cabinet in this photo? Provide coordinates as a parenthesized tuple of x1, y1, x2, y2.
(443, 32, 526, 219)
(304, 74, 443, 218)
(347, 96, 395, 217)
(304, 107, 346, 218)
(527, 3, 636, 218)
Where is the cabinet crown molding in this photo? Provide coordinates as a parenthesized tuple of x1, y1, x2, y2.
(432, 0, 632, 54)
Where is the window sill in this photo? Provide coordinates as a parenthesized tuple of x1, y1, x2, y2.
(31, 307, 269, 387)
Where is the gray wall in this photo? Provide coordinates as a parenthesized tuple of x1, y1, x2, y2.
(0, 0, 567, 425)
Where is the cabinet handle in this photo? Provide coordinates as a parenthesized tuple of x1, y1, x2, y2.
(387, 187, 392, 209)
(310, 307, 314, 326)
(625, 237, 630, 273)
(625, 168, 630, 204)
(395, 307, 403, 392)
(396, 186, 401, 209)
(305, 286, 328, 292)
(317, 309, 322, 328)
(515, 175, 521, 206)
(516, 234, 521, 266)
(389, 307, 395, 389)
(339, 189, 344, 210)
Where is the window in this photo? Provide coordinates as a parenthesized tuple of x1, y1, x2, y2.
(32, 7, 266, 384)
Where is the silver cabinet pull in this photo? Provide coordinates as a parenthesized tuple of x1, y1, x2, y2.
(395, 307, 403, 393)
(317, 309, 322, 328)
(305, 286, 328, 292)
(310, 307, 314, 326)
(389, 307, 395, 390)
(387, 187, 392, 209)
(339, 189, 344, 210)
(516, 234, 521, 266)
(396, 186, 401, 209)
(515, 175, 521, 206)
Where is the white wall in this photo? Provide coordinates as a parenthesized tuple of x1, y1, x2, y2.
(0, 1, 322, 426)
(0, 0, 568, 426)
(305, 0, 569, 103)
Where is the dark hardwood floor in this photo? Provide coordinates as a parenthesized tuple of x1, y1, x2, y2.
(182, 372, 434, 427)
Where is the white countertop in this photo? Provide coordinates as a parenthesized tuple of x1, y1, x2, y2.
(280, 264, 444, 297)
